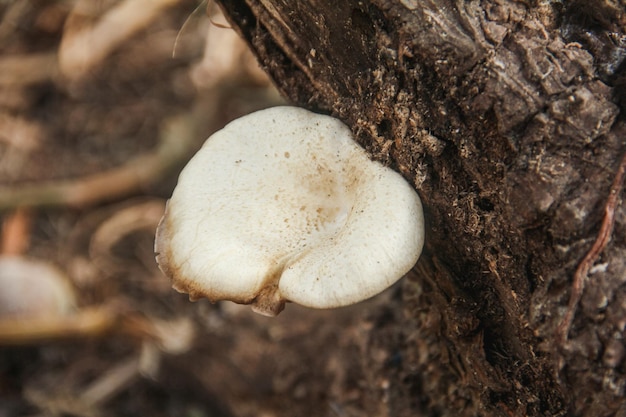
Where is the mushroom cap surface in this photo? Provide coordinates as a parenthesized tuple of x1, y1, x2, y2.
(0, 256, 76, 319)
(155, 106, 424, 316)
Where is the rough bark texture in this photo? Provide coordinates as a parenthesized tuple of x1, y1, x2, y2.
(215, 1, 626, 416)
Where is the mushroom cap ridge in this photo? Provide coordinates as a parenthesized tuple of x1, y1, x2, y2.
(155, 106, 424, 316)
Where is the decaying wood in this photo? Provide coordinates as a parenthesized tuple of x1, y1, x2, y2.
(215, 1, 626, 416)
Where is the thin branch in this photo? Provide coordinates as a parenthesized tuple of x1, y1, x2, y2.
(0, 114, 197, 210)
(59, 0, 183, 79)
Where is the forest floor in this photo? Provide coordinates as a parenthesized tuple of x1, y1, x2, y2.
(0, 2, 401, 417)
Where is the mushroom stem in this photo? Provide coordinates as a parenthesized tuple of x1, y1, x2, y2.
(251, 284, 285, 317)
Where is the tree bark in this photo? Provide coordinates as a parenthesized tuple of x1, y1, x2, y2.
(215, 1, 626, 416)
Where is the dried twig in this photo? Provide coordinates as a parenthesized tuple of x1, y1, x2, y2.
(59, 0, 183, 79)
(25, 355, 141, 417)
(0, 53, 58, 86)
(557, 151, 626, 346)
(0, 306, 117, 345)
(80, 356, 141, 406)
(0, 1, 34, 47)
(0, 113, 197, 210)
(1, 207, 32, 255)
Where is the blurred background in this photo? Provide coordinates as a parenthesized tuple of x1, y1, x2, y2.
(0, 2, 394, 416)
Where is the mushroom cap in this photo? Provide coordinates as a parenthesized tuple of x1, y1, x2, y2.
(0, 256, 76, 319)
(155, 106, 424, 316)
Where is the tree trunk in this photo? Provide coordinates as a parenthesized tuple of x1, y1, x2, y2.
(214, 1, 626, 416)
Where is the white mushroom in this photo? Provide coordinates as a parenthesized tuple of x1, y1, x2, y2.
(155, 106, 424, 316)
(0, 256, 76, 319)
